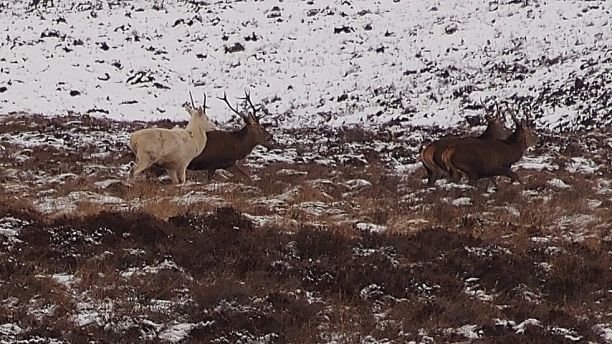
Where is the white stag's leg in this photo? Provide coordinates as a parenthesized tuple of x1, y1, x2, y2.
(177, 165, 188, 184)
(167, 169, 180, 184)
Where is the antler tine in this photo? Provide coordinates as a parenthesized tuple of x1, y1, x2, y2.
(523, 102, 533, 125)
(240, 90, 259, 119)
(478, 98, 487, 112)
(494, 102, 502, 119)
(189, 91, 196, 108)
(509, 102, 520, 125)
(217, 91, 244, 118)
(479, 98, 492, 122)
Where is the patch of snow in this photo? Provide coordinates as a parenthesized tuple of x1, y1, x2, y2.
(465, 246, 512, 257)
(244, 213, 298, 228)
(74, 298, 114, 327)
(249, 197, 289, 212)
(451, 197, 472, 206)
(121, 259, 189, 279)
(0, 217, 30, 244)
(353, 246, 399, 267)
(538, 262, 553, 272)
(464, 277, 495, 302)
(295, 201, 339, 217)
(501, 206, 520, 218)
(158, 322, 198, 343)
(515, 156, 558, 171)
(360, 336, 394, 344)
(530, 236, 551, 243)
(593, 324, 612, 343)
(51, 273, 79, 288)
(275, 186, 303, 203)
(342, 179, 372, 191)
(587, 199, 603, 209)
(550, 326, 582, 342)
(547, 178, 571, 189)
(94, 179, 124, 189)
(513, 318, 542, 334)
(494, 319, 516, 327)
(566, 157, 599, 174)
(596, 180, 612, 195)
(355, 222, 387, 234)
(438, 181, 474, 190)
(445, 324, 481, 340)
(0, 323, 22, 336)
(359, 284, 385, 301)
(177, 191, 228, 207)
(394, 163, 422, 176)
(275, 169, 308, 177)
(544, 246, 564, 255)
(35, 191, 126, 214)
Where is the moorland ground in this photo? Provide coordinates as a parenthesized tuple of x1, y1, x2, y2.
(0, 114, 610, 343)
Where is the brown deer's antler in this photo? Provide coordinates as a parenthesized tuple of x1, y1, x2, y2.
(218, 92, 244, 118)
(240, 90, 263, 120)
(509, 102, 521, 126)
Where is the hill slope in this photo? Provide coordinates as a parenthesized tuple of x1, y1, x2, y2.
(0, 0, 611, 130)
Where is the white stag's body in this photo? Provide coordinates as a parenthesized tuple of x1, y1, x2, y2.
(128, 94, 214, 184)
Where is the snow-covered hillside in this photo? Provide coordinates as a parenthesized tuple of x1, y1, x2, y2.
(1, 0, 610, 131)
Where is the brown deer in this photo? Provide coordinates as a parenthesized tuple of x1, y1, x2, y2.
(186, 91, 275, 181)
(441, 113, 538, 186)
(420, 106, 511, 185)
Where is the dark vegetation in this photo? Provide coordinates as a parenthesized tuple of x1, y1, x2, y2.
(1, 204, 611, 343)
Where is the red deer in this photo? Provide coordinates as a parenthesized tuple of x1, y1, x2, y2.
(186, 91, 275, 181)
(420, 108, 511, 185)
(441, 113, 538, 186)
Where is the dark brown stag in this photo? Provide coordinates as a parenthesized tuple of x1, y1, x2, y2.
(441, 112, 538, 186)
(187, 91, 275, 181)
(420, 106, 511, 185)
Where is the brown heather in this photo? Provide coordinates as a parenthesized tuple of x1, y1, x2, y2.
(0, 114, 610, 343)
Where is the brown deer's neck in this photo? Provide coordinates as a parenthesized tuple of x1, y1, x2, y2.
(478, 124, 500, 139)
(232, 126, 259, 159)
(502, 128, 529, 162)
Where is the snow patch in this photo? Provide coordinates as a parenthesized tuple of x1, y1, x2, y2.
(355, 222, 387, 234)
(547, 178, 571, 189)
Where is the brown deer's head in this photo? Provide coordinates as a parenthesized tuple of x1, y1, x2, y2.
(219, 91, 275, 149)
(510, 111, 538, 149)
(479, 102, 512, 140)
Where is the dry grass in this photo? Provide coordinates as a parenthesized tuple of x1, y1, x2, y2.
(0, 114, 611, 342)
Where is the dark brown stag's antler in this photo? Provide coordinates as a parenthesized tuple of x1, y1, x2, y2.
(218, 92, 244, 119)
(240, 90, 265, 121)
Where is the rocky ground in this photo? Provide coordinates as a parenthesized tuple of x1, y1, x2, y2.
(0, 113, 610, 343)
